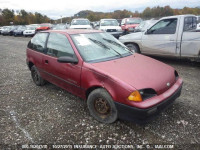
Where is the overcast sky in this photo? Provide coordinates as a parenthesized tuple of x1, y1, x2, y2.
(0, 0, 199, 19)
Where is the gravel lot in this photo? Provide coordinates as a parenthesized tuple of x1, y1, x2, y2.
(0, 35, 200, 149)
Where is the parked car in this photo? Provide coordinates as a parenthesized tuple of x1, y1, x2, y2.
(70, 18, 92, 29)
(121, 18, 142, 34)
(134, 20, 158, 32)
(23, 26, 37, 37)
(8, 26, 18, 36)
(119, 15, 200, 61)
(36, 23, 52, 32)
(13, 26, 27, 36)
(197, 23, 200, 30)
(0, 27, 3, 35)
(98, 19, 122, 39)
(26, 29, 183, 123)
(117, 19, 122, 26)
(1, 26, 11, 35)
(52, 24, 68, 30)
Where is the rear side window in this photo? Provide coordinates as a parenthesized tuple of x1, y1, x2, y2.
(47, 33, 75, 58)
(148, 18, 177, 34)
(28, 33, 48, 52)
(184, 17, 197, 31)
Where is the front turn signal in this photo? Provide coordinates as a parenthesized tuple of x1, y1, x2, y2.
(128, 91, 142, 102)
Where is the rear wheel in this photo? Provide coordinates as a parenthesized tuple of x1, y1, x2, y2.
(31, 65, 46, 86)
(87, 88, 118, 124)
(126, 43, 140, 53)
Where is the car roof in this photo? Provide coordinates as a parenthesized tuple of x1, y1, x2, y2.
(43, 29, 102, 35)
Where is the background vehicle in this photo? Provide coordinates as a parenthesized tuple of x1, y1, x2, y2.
(9, 26, 18, 36)
(121, 18, 142, 34)
(26, 30, 182, 123)
(98, 19, 122, 38)
(197, 23, 200, 30)
(70, 18, 92, 29)
(13, 26, 27, 36)
(36, 23, 52, 31)
(52, 24, 68, 30)
(1, 26, 11, 35)
(119, 15, 200, 61)
(23, 26, 37, 37)
(0, 27, 3, 35)
(134, 20, 158, 32)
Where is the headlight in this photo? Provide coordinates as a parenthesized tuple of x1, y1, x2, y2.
(175, 70, 179, 80)
(139, 89, 157, 100)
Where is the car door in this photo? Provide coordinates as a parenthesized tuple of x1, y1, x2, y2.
(42, 32, 83, 96)
(181, 16, 200, 58)
(141, 18, 179, 56)
(27, 32, 49, 78)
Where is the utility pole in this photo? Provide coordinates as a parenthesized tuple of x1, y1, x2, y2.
(61, 16, 62, 24)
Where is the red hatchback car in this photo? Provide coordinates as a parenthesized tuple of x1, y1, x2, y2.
(26, 29, 183, 123)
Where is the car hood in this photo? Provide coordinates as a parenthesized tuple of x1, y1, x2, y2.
(119, 32, 143, 41)
(70, 25, 92, 29)
(100, 26, 121, 30)
(90, 54, 176, 95)
(122, 24, 139, 28)
(37, 26, 49, 30)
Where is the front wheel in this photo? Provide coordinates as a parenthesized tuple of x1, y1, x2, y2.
(126, 43, 140, 53)
(87, 88, 118, 124)
(31, 65, 46, 86)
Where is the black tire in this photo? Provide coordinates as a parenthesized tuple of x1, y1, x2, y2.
(87, 88, 118, 124)
(126, 43, 140, 53)
(31, 65, 46, 86)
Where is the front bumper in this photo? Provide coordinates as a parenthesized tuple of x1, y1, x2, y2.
(115, 79, 183, 122)
(14, 32, 23, 36)
(24, 33, 35, 36)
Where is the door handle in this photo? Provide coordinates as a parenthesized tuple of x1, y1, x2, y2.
(45, 60, 48, 64)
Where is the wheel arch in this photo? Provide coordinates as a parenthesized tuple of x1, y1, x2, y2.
(85, 86, 104, 99)
(28, 61, 34, 70)
(124, 42, 141, 53)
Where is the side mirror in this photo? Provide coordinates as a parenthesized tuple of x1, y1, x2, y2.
(145, 29, 149, 35)
(57, 56, 78, 64)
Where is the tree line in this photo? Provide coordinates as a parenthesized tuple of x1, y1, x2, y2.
(0, 5, 200, 26)
(0, 9, 51, 26)
(62, 6, 200, 23)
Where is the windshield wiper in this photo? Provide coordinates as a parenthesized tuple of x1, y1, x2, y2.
(103, 38, 133, 54)
(88, 38, 123, 58)
(88, 38, 110, 49)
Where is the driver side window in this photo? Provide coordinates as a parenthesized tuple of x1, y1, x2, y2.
(148, 18, 177, 34)
(47, 33, 75, 58)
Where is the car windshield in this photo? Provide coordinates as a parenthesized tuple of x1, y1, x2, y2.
(40, 24, 51, 27)
(71, 20, 90, 25)
(126, 18, 142, 24)
(3, 26, 9, 29)
(18, 26, 26, 30)
(53, 24, 66, 30)
(71, 32, 132, 63)
(136, 20, 157, 31)
(26, 26, 35, 30)
(100, 20, 119, 26)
